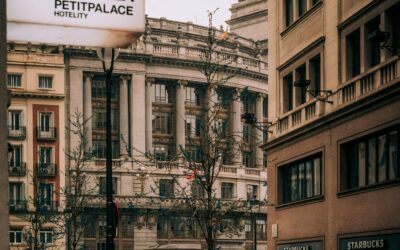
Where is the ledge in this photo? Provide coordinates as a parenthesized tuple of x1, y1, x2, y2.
(275, 195, 324, 210)
(337, 179, 400, 198)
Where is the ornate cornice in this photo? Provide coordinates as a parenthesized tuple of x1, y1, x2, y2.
(64, 49, 267, 82)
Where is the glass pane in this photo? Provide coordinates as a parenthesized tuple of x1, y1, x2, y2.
(378, 135, 387, 182)
(298, 163, 305, 199)
(290, 166, 298, 201)
(10, 232, 15, 243)
(305, 161, 313, 198)
(358, 142, 366, 187)
(313, 158, 321, 196)
(389, 131, 398, 179)
(16, 232, 22, 242)
(368, 138, 377, 184)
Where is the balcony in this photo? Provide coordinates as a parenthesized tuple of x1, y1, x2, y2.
(271, 57, 400, 138)
(8, 162, 27, 176)
(9, 199, 28, 212)
(36, 127, 57, 140)
(7, 126, 26, 140)
(37, 201, 58, 212)
(36, 163, 57, 177)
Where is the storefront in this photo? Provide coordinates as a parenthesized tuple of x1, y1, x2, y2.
(277, 240, 323, 250)
(339, 233, 400, 250)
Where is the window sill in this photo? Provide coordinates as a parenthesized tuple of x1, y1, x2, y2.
(276, 195, 324, 210)
(337, 179, 400, 198)
(281, 1, 323, 37)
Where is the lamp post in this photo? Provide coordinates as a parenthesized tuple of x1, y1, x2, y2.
(97, 48, 119, 250)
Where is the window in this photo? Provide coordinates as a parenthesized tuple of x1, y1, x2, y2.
(216, 88, 231, 109)
(153, 113, 172, 134)
(185, 146, 203, 163)
(243, 151, 253, 168)
(9, 230, 23, 244)
(153, 144, 173, 161)
(310, 55, 321, 95)
(346, 29, 361, 79)
(8, 111, 22, 130)
(256, 219, 266, 240)
(157, 215, 168, 238)
(263, 96, 268, 118)
(92, 108, 119, 131)
(387, 4, 400, 57)
(38, 76, 53, 89)
(191, 182, 205, 198)
(285, 0, 294, 27)
(99, 177, 118, 195)
(39, 112, 53, 133)
(279, 153, 322, 204)
(40, 230, 53, 245)
(9, 145, 22, 167)
(295, 64, 307, 105)
(7, 74, 21, 88)
(186, 86, 201, 106)
(185, 115, 201, 137)
(38, 183, 53, 207)
(9, 183, 24, 204)
(159, 179, 174, 197)
(154, 83, 171, 103)
(121, 215, 134, 238)
(298, 0, 307, 17)
(39, 147, 52, 165)
(92, 77, 119, 99)
(283, 73, 293, 112)
(312, 0, 320, 5)
(221, 182, 234, 199)
(246, 185, 258, 201)
(171, 216, 196, 238)
(220, 218, 235, 232)
(340, 127, 400, 191)
(93, 140, 119, 158)
(365, 16, 381, 68)
(243, 124, 251, 143)
(281, 53, 322, 114)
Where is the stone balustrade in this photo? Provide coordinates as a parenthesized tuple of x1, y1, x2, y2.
(271, 57, 400, 138)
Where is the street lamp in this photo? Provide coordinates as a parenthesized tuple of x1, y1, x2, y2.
(293, 78, 333, 104)
(96, 48, 119, 250)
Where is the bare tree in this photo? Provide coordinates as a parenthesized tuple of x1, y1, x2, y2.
(152, 11, 249, 250)
(62, 109, 98, 250)
(19, 174, 64, 250)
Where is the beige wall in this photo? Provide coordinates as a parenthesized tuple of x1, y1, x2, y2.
(267, 97, 400, 249)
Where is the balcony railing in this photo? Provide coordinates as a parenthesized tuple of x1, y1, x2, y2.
(8, 162, 27, 176)
(9, 199, 27, 212)
(7, 126, 26, 140)
(36, 163, 57, 177)
(36, 127, 57, 140)
(271, 57, 400, 138)
(37, 201, 58, 212)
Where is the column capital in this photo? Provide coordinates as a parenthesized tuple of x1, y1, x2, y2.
(120, 75, 131, 82)
(177, 79, 188, 88)
(83, 72, 94, 79)
(146, 77, 155, 86)
(257, 92, 267, 100)
(233, 88, 243, 98)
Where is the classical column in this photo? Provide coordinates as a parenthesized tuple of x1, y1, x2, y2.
(231, 88, 242, 166)
(175, 80, 187, 155)
(255, 93, 265, 168)
(119, 75, 130, 156)
(83, 73, 93, 152)
(130, 73, 146, 159)
(145, 77, 154, 153)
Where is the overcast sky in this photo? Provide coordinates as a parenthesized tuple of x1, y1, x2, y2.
(146, 0, 237, 29)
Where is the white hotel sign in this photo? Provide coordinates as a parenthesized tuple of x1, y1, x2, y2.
(7, 0, 145, 48)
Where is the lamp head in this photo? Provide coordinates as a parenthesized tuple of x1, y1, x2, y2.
(294, 78, 310, 88)
(368, 29, 390, 44)
(241, 113, 257, 124)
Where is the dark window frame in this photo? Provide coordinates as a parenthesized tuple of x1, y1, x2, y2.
(340, 125, 400, 192)
(278, 153, 323, 205)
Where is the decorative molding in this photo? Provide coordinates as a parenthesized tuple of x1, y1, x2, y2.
(11, 91, 65, 99)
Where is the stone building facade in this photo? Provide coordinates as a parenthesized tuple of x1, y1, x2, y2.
(265, 0, 400, 249)
(6, 43, 66, 249)
(63, 17, 268, 250)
